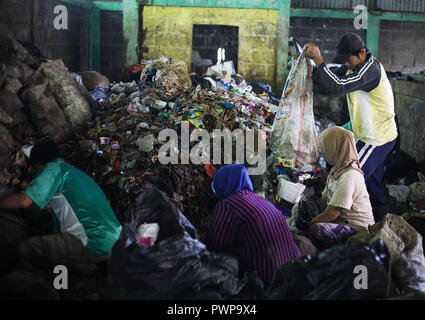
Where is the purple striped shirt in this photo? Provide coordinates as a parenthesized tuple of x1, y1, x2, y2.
(205, 189, 303, 286)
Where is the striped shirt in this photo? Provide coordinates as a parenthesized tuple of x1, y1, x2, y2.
(205, 189, 303, 287)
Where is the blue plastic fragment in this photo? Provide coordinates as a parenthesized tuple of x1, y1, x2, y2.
(222, 102, 234, 109)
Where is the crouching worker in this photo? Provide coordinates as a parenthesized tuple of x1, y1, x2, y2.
(309, 127, 375, 249)
(0, 138, 122, 273)
(205, 164, 303, 288)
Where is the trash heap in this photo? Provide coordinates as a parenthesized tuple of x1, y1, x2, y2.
(63, 56, 280, 235)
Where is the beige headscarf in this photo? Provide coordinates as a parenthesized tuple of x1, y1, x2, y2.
(316, 126, 363, 180)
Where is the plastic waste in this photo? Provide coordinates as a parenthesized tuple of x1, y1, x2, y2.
(21, 145, 33, 158)
(90, 87, 107, 103)
(265, 241, 399, 300)
(135, 135, 154, 152)
(108, 188, 247, 300)
(347, 214, 425, 295)
(270, 45, 320, 169)
(153, 100, 167, 110)
(294, 194, 326, 232)
(136, 222, 159, 247)
(387, 184, 410, 202)
(99, 137, 110, 145)
(408, 182, 425, 203)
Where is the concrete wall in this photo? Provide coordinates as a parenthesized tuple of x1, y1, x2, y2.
(37, 0, 90, 72)
(100, 10, 124, 82)
(391, 79, 425, 164)
(142, 6, 279, 85)
(379, 20, 425, 74)
(289, 17, 366, 63)
(0, 0, 32, 42)
(0, 0, 90, 73)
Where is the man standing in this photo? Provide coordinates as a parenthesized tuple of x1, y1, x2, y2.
(305, 33, 398, 221)
(0, 138, 122, 271)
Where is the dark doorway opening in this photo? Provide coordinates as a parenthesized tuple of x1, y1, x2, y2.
(100, 10, 123, 82)
(191, 24, 239, 74)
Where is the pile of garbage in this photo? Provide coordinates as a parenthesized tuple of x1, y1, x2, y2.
(61, 56, 283, 235)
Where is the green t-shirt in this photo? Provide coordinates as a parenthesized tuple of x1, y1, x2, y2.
(23, 159, 122, 255)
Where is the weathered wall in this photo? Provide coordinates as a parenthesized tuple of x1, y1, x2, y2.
(37, 0, 90, 72)
(379, 20, 425, 74)
(391, 79, 425, 163)
(100, 10, 124, 81)
(289, 17, 366, 63)
(0, 0, 32, 42)
(313, 93, 349, 126)
(142, 6, 279, 85)
(0, 0, 90, 73)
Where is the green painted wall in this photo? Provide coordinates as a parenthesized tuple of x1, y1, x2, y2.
(366, 13, 380, 58)
(89, 1, 125, 71)
(144, 0, 284, 10)
(123, 0, 140, 71)
(59, 0, 92, 8)
(92, 1, 123, 10)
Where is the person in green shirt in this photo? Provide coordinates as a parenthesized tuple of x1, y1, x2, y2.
(0, 138, 122, 272)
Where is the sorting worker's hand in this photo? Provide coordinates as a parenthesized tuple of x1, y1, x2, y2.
(304, 43, 324, 66)
(304, 43, 321, 60)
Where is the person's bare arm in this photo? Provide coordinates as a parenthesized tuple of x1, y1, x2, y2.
(310, 205, 342, 224)
(0, 193, 33, 210)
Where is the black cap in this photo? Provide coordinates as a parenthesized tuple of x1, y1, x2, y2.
(333, 33, 367, 64)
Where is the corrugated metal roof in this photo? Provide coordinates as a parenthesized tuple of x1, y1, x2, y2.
(291, 0, 425, 12)
(291, 0, 367, 9)
(376, 0, 425, 12)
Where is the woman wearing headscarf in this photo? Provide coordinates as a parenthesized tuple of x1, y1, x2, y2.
(204, 164, 303, 288)
(309, 126, 375, 249)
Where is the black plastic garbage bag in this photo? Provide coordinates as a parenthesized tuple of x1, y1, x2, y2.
(295, 195, 326, 232)
(108, 188, 247, 300)
(347, 214, 425, 296)
(265, 240, 400, 300)
(383, 149, 417, 183)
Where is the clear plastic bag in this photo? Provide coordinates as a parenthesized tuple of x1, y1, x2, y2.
(270, 46, 319, 169)
(347, 214, 425, 295)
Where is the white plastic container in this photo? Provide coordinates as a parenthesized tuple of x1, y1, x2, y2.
(277, 176, 305, 204)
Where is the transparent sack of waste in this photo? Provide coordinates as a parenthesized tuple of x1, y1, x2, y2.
(347, 214, 425, 296)
(270, 47, 319, 168)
